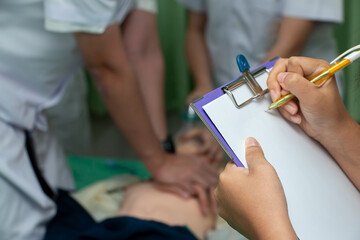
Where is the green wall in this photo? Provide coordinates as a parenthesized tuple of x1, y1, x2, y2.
(335, 0, 360, 122)
(158, 0, 191, 111)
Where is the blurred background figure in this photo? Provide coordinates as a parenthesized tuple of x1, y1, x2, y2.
(47, 0, 222, 161)
(46, 0, 166, 154)
(175, 0, 344, 103)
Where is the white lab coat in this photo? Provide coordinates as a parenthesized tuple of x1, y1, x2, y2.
(0, 0, 132, 239)
(136, 0, 158, 14)
(176, 0, 343, 87)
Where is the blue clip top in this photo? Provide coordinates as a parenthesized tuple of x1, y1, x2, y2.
(236, 54, 250, 73)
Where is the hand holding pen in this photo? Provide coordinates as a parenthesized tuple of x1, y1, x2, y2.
(266, 57, 352, 145)
(268, 49, 360, 110)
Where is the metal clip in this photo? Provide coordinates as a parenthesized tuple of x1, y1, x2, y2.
(223, 66, 268, 109)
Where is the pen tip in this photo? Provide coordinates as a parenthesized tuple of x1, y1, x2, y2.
(268, 104, 276, 111)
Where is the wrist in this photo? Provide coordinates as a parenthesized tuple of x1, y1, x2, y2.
(140, 144, 166, 177)
(196, 82, 213, 91)
(161, 135, 176, 153)
(318, 117, 360, 169)
(317, 114, 357, 149)
(256, 215, 297, 240)
(194, 76, 213, 89)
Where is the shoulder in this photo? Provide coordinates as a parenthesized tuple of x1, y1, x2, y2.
(44, 0, 133, 34)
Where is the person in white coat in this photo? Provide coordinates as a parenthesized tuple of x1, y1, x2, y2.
(0, 0, 218, 239)
(46, 0, 168, 154)
(176, 0, 343, 103)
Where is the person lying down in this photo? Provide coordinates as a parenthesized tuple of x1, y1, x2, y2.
(119, 180, 216, 239)
(70, 174, 246, 240)
(50, 127, 246, 240)
(45, 174, 214, 239)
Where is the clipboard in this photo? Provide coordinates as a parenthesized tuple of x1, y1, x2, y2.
(191, 57, 360, 240)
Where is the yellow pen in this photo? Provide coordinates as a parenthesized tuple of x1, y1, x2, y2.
(268, 49, 360, 110)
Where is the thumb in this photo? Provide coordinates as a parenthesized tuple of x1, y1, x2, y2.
(278, 72, 317, 104)
(245, 137, 267, 170)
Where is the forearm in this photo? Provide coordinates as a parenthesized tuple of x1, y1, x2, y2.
(256, 217, 298, 240)
(186, 14, 213, 91)
(74, 25, 166, 173)
(123, 10, 167, 141)
(320, 117, 360, 190)
(89, 66, 164, 173)
(126, 42, 166, 141)
(262, 17, 315, 63)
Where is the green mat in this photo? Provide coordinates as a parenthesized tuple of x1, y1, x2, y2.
(67, 156, 151, 190)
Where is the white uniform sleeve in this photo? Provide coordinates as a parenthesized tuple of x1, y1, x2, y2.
(283, 0, 343, 23)
(135, 0, 158, 14)
(175, 0, 206, 13)
(44, 0, 133, 34)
